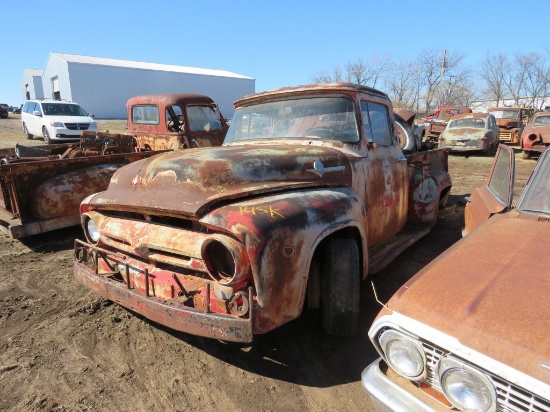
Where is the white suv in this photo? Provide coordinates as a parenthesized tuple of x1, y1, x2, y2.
(21, 99, 97, 144)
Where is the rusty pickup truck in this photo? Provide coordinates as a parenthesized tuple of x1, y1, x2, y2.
(74, 83, 452, 343)
(0, 94, 227, 239)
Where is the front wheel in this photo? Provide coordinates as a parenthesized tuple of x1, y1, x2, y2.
(42, 126, 52, 144)
(23, 123, 33, 139)
(322, 238, 360, 336)
(521, 150, 531, 159)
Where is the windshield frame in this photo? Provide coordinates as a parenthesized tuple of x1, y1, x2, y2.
(42, 103, 89, 117)
(225, 95, 360, 144)
(515, 148, 550, 216)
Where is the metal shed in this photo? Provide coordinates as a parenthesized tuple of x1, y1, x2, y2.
(22, 53, 255, 119)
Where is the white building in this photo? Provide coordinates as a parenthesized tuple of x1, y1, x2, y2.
(21, 53, 255, 119)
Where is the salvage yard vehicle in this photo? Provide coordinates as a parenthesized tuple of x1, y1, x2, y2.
(488, 107, 533, 144)
(521, 111, 550, 159)
(362, 144, 550, 411)
(74, 83, 452, 343)
(438, 112, 499, 154)
(0, 103, 9, 119)
(424, 106, 472, 149)
(21, 99, 97, 144)
(0, 132, 169, 239)
(126, 94, 228, 150)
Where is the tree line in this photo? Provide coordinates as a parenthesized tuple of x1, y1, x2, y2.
(312, 49, 550, 114)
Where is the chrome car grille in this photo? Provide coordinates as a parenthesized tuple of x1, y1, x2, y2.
(420, 341, 550, 412)
(499, 130, 512, 141)
(65, 123, 90, 130)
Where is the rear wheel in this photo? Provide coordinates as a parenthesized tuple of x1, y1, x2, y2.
(42, 126, 52, 144)
(322, 238, 360, 336)
(23, 123, 33, 139)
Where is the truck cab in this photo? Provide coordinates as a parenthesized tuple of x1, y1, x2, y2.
(126, 94, 228, 151)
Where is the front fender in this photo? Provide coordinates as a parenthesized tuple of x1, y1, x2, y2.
(200, 187, 366, 331)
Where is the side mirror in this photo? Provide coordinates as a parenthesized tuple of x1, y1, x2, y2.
(32, 110, 41, 117)
(90, 114, 95, 119)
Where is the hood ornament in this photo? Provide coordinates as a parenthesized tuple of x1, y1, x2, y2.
(306, 160, 345, 177)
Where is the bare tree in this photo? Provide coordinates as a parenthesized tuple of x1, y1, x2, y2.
(519, 52, 549, 109)
(312, 66, 344, 83)
(480, 52, 509, 106)
(383, 59, 416, 108)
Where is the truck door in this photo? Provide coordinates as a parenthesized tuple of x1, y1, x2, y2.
(360, 100, 409, 246)
(463, 145, 515, 236)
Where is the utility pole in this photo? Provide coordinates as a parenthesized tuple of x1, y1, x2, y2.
(436, 49, 447, 108)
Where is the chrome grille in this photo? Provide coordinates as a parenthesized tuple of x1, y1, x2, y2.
(65, 123, 90, 130)
(499, 130, 512, 141)
(419, 340, 550, 412)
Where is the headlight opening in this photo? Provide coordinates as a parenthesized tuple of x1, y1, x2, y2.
(379, 329, 426, 380)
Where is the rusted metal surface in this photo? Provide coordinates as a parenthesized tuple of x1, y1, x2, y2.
(521, 112, 550, 156)
(0, 132, 169, 238)
(487, 107, 532, 144)
(126, 94, 228, 150)
(364, 147, 550, 410)
(74, 83, 452, 341)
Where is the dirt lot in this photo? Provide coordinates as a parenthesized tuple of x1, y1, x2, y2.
(0, 115, 536, 411)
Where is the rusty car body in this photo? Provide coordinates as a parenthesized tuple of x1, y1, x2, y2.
(362, 144, 550, 411)
(488, 107, 533, 144)
(74, 83, 452, 343)
(438, 112, 499, 153)
(521, 111, 550, 159)
(0, 132, 169, 238)
(126, 94, 228, 151)
(424, 106, 472, 149)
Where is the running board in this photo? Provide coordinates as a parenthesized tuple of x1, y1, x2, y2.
(368, 225, 431, 274)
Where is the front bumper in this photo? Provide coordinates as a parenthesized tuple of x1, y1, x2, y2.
(74, 240, 254, 342)
(440, 144, 485, 152)
(361, 359, 446, 412)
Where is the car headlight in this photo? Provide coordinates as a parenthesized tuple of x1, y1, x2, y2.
(379, 329, 426, 380)
(438, 357, 496, 412)
(201, 235, 250, 285)
(84, 215, 100, 244)
(50, 121, 64, 127)
(89, 122, 97, 129)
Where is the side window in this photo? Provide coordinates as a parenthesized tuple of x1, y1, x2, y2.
(166, 105, 183, 132)
(132, 105, 159, 125)
(23, 102, 30, 113)
(31, 103, 41, 114)
(361, 101, 392, 146)
(488, 148, 512, 204)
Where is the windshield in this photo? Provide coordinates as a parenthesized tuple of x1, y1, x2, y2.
(489, 110, 519, 120)
(225, 96, 359, 143)
(533, 115, 550, 126)
(449, 118, 485, 129)
(42, 103, 88, 116)
(187, 105, 224, 132)
(517, 150, 550, 215)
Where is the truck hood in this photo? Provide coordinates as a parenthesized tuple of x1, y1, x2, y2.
(90, 143, 353, 217)
(495, 118, 522, 128)
(389, 212, 550, 384)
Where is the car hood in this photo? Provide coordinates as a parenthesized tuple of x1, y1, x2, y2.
(388, 212, 550, 384)
(90, 143, 353, 217)
(48, 115, 94, 123)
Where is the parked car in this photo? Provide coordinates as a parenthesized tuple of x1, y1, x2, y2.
(11, 106, 21, 114)
(488, 107, 533, 144)
(0, 103, 9, 119)
(438, 112, 499, 154)
(362, 144, 550, 411)
(424, 106, 472, 148)
(21, 99, 97, 144)
(521, 111, 550, 159)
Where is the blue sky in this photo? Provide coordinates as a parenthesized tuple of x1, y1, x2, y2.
(1, 0, 549, 107)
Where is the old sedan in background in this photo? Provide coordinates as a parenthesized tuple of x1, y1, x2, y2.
(521, 111, 550, 159)
(362, 145, 550, 411)
(438, 112, 499, 154)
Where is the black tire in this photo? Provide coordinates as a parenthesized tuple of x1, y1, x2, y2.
(521, 150, 531, 159)
(321, 238, 360, 336)
(23, 123, 33, 139)
(42, 126, 52, 145)
(395, 114, 417, 153)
